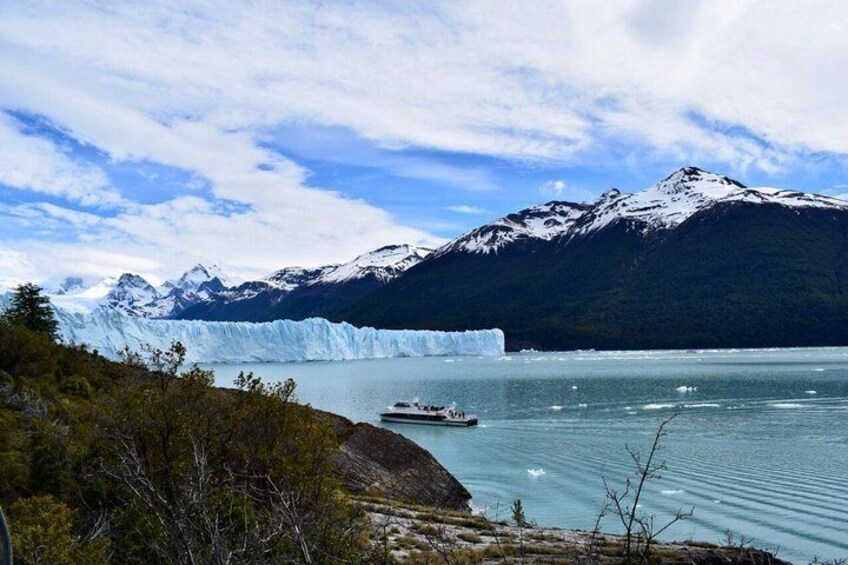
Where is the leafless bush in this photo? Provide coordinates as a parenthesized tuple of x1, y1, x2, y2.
(599, 413, 693, 564)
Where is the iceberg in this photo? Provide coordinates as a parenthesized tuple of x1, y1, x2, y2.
(1, 294, 504, 362)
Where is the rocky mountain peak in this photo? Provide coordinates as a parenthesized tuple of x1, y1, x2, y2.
(655, 167, 746, 196)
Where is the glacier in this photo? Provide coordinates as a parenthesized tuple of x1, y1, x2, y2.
(0, 295, 504, 362)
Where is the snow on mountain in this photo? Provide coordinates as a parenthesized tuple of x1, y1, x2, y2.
(102, 273, 160, 316)
(162, 264, 228, 295)
(52, 306, 504, 363)
(51, 276, 85, 295)
(571, 167, 848, 236)
(315, 245, 432, 284)
(441, 167, 848, 255)
(46, 264, 231, 318)
(437, 202, 590, 255)
(266, 267, 329, 292)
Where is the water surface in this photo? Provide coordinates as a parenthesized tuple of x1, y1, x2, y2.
(206, 348, 848, 563)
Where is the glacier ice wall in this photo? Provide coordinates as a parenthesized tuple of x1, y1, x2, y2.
(30, 301, 504, 362)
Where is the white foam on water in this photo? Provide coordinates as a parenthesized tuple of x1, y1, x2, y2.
(805, 390, 817, 395)
(771, 403, 804, 409)
(644, 403, 676, 410)
(713, 499, 722, 504)
(578, 403, 588, 408)
(676, 385, 698, 392)
(571, 385, 578, 390)
(813, 368, 825, 372)
(684, 403, 720, 408)
(469, 501, 489, 516)
(527, 468, 546, 478)
(661, 490, 685, 495)
(550, 405, 563, 411)
(444, 358, 455, 363)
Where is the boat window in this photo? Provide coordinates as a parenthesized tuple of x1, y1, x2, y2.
(394, 402, 410, 408)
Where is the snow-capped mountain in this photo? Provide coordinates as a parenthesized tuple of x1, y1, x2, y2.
(50, 264, 231, 318)
(43, 166, 848, 351)
(51, 276, 85, 295)
(441, 167, 848, 255)
(103, 273, 160, 316)
(315, 245, 431, 284)
(266, 266, 329, 291)
(341, 167, 848, 350)
(161, 264, 229, 297)
(177, 245, 432, 322)
(437, 201, 590, 256)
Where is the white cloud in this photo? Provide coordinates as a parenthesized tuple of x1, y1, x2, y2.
(0, 114, 122, 207)
(540, 180, 567, 198)
(4, 2, 846, 168)
(0, 246, 36, 289)
(447, 205, 487, 215)
(1, 1, 847, 281)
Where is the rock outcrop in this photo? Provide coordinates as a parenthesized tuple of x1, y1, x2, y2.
(322, 411, 471, 511)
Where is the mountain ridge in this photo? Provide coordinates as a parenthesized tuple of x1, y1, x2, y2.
(39, 167, 848, 350)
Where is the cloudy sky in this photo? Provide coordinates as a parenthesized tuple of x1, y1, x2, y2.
(1, 1, 847, 286)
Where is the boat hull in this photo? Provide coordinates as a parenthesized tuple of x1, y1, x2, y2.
(380, 415, 478, 427)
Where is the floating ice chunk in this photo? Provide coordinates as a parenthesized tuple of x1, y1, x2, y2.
(571, 385, 578, 390)
(676, 385, 697, 393)
(527, 468, 546, 478)
(644, 403, 676, 410)
(470, 501, 489, 516)
(813, 368, 825, 372)
(550, 405, 563, 411)
(805, 390, 817, 395)
(444, 359, 455, 363)
(578, 403, 588, 408)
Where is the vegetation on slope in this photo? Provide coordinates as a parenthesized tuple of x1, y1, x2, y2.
(0, 285, 372, 563)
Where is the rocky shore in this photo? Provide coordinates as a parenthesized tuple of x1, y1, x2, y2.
(320, 411, 791, 564)
(358, 498, 791, 565)
(320, 410, 472, 511)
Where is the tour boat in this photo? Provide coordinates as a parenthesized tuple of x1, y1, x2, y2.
(379, 399, 478, 427)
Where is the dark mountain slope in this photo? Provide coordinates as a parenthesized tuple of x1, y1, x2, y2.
(580, 202, 848, 349)
(342, 203, 848, 350)
(261, 276, 387, 322)
(340, 221, 652, 344)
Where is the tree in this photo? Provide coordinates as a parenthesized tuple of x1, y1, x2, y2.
(104, 342, 366, 564)
(511, 499, 526, 564)
(2, 284, 59, 341)
(600, 413, 693, 565)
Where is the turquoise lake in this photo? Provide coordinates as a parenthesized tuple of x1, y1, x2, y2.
(206, 348, 848, 563)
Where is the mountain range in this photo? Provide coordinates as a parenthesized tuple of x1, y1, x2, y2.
(47, 167, 848, 350)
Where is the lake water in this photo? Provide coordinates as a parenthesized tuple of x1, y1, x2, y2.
(206, 348, 848, 563)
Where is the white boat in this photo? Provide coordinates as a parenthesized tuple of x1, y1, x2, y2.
(379, 400, 478, 427)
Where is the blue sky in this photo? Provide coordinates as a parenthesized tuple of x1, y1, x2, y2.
(1, 1, 847, 286)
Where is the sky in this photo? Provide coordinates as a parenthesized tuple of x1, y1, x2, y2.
(1, 1, 847, 287)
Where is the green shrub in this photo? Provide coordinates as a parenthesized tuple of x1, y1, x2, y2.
(7, 495, 108, 565)
(59, 376, 93, 399)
